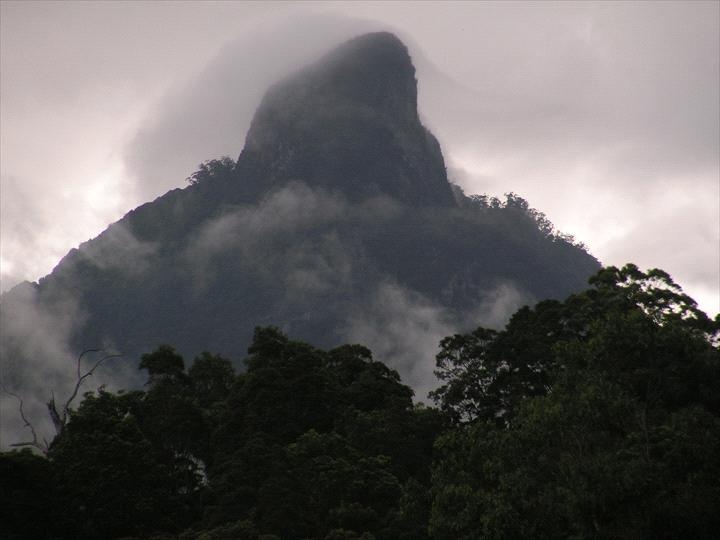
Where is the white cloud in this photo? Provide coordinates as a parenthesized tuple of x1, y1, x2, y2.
(345, 280, 528, 402)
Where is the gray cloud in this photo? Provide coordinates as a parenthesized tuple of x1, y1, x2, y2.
(115, 5, 718, 314)
(409, 3, 719, 314)
(470, 282, 534, 331)
(78, 222, 159, 276)
(344, 280, 528, 402)
(123, 13, 385, 202)
(344, 282, 455, 402)
(184, 182, 348, 287)
(0, 282, 82, 449)
(0, 174, 54, 291)
(0, 221, 155, 449)
(0, 280, 137, 450)
(180, 181, 536, 401)
(3, 3, 717, 314)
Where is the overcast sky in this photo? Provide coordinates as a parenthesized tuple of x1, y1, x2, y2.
(1, 1, 718, 316)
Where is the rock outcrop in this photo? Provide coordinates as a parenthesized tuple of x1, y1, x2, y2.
(237, 32, 455, 206)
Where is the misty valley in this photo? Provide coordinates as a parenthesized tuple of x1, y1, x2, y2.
(1, 32, 719, 540)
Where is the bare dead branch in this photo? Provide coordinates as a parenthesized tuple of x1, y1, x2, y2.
(60, 350, 123, 428)
(2, 387, 48, 454)
(45, 349, 126, 435)
(47, 391, 63, 435)
(3, 348, 123, 449)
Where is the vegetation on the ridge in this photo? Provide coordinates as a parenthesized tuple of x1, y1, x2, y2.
(2, 265, 718, 539)
(185, 157, 236, 186)
(457, 189, 588, 250)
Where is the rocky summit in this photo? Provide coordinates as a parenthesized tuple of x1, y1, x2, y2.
(1, 32, 599, 405)
(238, 32, 455, 207)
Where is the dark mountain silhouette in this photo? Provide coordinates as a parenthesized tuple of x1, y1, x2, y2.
(239, 32, 455, 206)
(1, 32, 599, 397)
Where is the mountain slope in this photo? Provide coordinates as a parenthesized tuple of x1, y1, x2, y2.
(1, 32, 599, 409)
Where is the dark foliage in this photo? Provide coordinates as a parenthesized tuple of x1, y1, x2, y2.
(185, 157, 236, 186)
(2, 266, 717, 539)
(0, 449, 56, 539)
(430, 265, 720, 539)
(2, 327, 443, 539)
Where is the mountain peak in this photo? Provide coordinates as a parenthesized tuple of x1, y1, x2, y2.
(238, 32, 456, 207)
(311, 31, 418, 121)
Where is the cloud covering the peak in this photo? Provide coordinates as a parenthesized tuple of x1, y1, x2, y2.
(0, 3, 717, 309)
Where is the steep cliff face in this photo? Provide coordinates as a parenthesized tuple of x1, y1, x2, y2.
(1, 33, 599, 416)
(237, 32, 455, 207)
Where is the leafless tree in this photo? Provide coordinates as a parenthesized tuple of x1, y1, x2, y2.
(3, 348, 122, 454)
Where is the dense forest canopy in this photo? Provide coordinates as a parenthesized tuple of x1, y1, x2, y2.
(2, 265, 718, 539)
